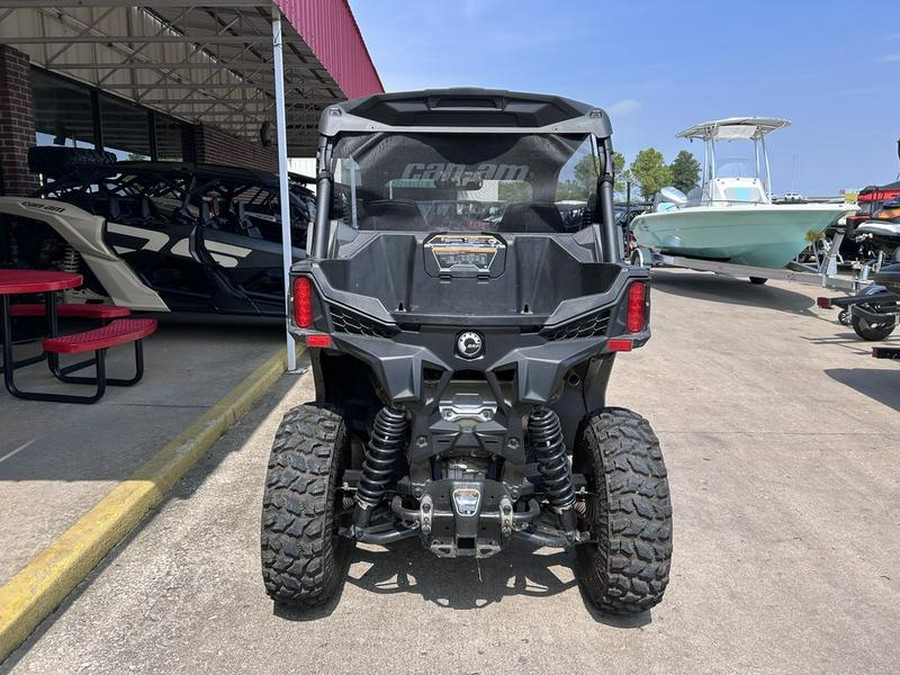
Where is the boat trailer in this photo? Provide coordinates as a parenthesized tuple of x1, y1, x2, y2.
(632, 229, 900, 341)
(631, 228, 876, 292)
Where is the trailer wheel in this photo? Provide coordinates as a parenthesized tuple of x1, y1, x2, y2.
(852, 314, 895, 341)
(838, 310, 850, 326)
(851, 286, 897, 341)
(630, 248, 650, 268)
(851, 312, 896, 341)
(573, 407, 672, 615)
(749, 276, 768, 285)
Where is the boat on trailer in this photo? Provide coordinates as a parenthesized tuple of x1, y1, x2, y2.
(630, 117, 855, 270)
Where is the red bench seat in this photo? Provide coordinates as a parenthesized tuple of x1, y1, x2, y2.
(9, 303, 131, 319)
(5, 317, 157, 404)
(43, 319, 157, 354)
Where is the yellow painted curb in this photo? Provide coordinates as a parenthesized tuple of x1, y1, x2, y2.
(0, 346, 296, 662)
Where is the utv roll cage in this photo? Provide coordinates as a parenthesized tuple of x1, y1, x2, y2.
(309, 88, 620, 262)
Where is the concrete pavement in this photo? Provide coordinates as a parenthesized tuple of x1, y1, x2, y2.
(0, 317, 283, 586)
(2, 270, 899, 674)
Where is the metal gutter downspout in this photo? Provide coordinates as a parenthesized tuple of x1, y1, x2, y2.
(272, 6, 297, 372)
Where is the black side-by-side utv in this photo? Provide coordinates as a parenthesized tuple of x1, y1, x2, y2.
(260, 88, 673, 614)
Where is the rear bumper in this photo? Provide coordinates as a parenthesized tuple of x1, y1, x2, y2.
(341, 477, 589, 556)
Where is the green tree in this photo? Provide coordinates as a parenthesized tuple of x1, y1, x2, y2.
(498, 181, 531, 202)
(555, 179, 584, 201)
(668, 150, 701, 195)
(572, 153, 598, 197)
(629, 148, 673, 200)
(555, 153, 595, 201)
(557, 151, 633, 201)
(612, 150, 633, 199)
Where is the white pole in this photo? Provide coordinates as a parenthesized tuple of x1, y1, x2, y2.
(272, 6, 297, 372)
(762, 135, 772, 199)
(754, 138, 760, 179)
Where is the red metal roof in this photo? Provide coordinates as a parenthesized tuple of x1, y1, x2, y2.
(276, 0, 384, 100)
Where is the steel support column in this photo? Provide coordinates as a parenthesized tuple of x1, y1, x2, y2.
(272, 6, 296, 372)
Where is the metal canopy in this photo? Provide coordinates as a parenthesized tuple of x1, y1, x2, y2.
(0, 2, 348, 155)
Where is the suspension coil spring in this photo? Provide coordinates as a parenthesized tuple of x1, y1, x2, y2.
(528, 407, 576, 513)
(61, 246, 81, 274)
(354, 405, 408, 528)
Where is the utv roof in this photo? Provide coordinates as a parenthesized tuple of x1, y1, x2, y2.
(677, 117, 791, 141)
(318, 88, 612, 137)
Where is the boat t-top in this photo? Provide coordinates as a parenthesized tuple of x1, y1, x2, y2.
(630, 117, 855, 270)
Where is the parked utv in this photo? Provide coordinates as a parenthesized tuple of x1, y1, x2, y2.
(0, 151, 313, 316)
(260, 88, 673, 614)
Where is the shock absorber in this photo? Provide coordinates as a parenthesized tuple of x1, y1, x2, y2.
(61, 246, 81, 274)
(354, 405, 408, 530)
(528, 407, 578, 536)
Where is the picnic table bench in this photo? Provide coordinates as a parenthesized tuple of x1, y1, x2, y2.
(1, 269, 156, 403)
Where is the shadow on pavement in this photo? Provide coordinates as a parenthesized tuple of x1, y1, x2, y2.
(346, 538, 574, 609)
(650, 270, 817, 316)
(825, 367, 900, 412)
(293, 537, 651, 627)
(802, 332, 869, 345)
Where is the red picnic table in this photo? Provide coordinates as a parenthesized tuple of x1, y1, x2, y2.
(0, 269, 157, 403)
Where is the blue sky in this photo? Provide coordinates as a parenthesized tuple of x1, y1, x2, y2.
(349, 0, 900, 195)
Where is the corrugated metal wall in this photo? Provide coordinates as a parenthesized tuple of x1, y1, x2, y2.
(276, 0, 383, 100)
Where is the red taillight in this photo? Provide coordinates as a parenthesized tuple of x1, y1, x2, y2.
(626, 282, 647, 333)
(293, 276, 313, 328)
(816, 297, 832, 309)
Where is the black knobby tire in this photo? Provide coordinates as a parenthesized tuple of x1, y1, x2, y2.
(27, 147, 117, 178)
(749, 276, 768, 285)
(260, 404, 353, 608)
(573, 407, 672, 614)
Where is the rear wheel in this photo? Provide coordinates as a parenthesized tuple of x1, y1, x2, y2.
(573, 407, 672, 614)
(260, 404, 353, 608)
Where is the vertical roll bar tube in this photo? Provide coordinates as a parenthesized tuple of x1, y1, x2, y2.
(598, 138, 619, 263)
(311, 136, 333, 260)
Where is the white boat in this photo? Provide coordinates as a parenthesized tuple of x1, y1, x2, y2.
(630, 117, 855, 269)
